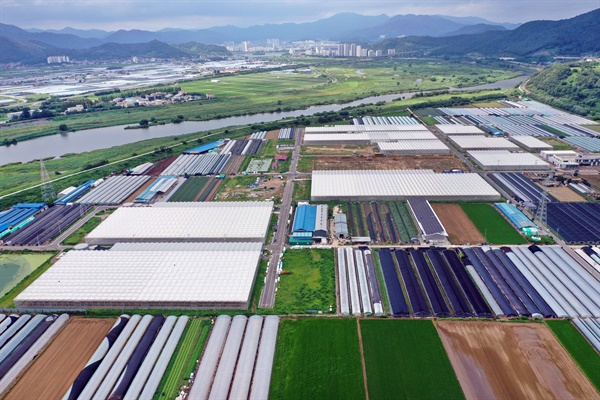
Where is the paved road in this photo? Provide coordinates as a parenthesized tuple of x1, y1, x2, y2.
(259, 129, 303, 308)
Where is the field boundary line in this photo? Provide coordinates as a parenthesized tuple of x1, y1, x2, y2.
(356, 319, 370, 400)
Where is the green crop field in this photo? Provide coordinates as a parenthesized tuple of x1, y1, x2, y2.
(168, 177, 209, 202)
(273, 249, 336, 314)
(62, 216, 101, 245)
(546, 320, 600, 391)
(292, 180, 311, 202)
(361, 320, 464, 400)
(270, 318, 365, 400)
(460, 203, 527, 244)
(153, 318, 211, 400)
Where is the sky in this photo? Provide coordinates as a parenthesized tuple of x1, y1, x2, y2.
(1, 0, 599, 30)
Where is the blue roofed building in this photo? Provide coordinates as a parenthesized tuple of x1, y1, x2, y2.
(291, 203, 328, 244)
(183, 140, 224, 154)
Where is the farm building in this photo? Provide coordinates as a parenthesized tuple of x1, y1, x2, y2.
(14, 242, 263, 309)
(130, 162, 154, 175)
(334, 213, 349, 239)
(509, 136, 553, 152)
(76, 175, 151, 205)
(55, 180, 95, 204)
(468, 151, 551, 171)
(435, 125, 485, 135)
(303, 131, 436, 145)
(134, 176, 178, 204)
(0, 203, 46, 239)
(406, 197, 448, 242)
(495, 203, 537, 234)
(183, 140, 224, 154)
(85, 201, 273, 244)
(311, 170, 500, 201)
(449, 135, 519, 151)
(160, 154, 231, 176)
(291, 203, 329, 243)
(304, 125, 429, 134)
(377, 140, 450, 155)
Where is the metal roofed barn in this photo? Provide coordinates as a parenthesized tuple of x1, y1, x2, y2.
(377, 140, 450, 155)
(76, 175, 150, 205)
(85, 201, 273, 244)
(311, 170, 500, 201)
(468, 151, 551, 171)
(406, 197, 448, 243)
(435, 125, 485, 135)
(14, 242, 263, 309)
(509, 136, 553, 152)
(449, 135, 520, 150)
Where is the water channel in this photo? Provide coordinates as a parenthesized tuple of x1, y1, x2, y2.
(0, 75, 526, 166)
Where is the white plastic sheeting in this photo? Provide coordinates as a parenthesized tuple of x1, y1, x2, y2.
(229, 316, 263, 400)
(249, 316, 279, 400)
(345, 248, 361, 317)
(337, 248, 350, 316)
(209, 315, 248, 400)
(355, 250, 373, 315)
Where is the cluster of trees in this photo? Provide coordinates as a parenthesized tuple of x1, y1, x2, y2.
(528, 63, 600, 119)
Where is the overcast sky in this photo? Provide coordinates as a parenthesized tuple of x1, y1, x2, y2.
(2, 0, 598, 30)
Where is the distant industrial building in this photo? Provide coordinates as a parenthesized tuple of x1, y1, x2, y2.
(334, 213, 349, 239)
(468, 151, 551, 171)
(290, 203, 329, 245)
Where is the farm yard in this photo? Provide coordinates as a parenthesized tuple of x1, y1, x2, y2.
(301, 144, 375, 156)
(460, 203, 527, 244)
(361, 320, 464, 400)
(297, 154, 465, 173)
(274, 249, 336, 314)
(431, 203, 485, 244)
(539, 185, 587, 202)
(212, 175, 284, 202)
(344, 201, 417, 243)
(270, 318, 365, 400)
(436, 321, 600, 400)
(4, 318, 115, 400)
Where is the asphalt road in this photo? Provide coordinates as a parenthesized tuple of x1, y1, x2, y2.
(259, 129, 303, 308)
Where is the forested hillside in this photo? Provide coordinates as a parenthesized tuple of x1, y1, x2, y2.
(528, 62, 600, 120)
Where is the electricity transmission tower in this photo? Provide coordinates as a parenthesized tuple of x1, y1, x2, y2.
(40, 159, 56, 202)
(535, 190, 549, 226)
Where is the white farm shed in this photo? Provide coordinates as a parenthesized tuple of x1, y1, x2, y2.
(377, 140, 450, 155)
(311, 170, 500, 201)
(509, 136, 553, 152)
(468, 151, 551, 171)
(86, 201, 273, 244)
(435, 125, 485, 135)
(449, 135, 520, 150)
(14, 242, 263, 310)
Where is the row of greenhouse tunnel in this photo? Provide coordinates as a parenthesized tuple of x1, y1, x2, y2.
(352, 245, 600, 320)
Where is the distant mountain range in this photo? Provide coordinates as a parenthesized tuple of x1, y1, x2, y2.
(374, 8, 600, 57)
(0, 10, 598, 64)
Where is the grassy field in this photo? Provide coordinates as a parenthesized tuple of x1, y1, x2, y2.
(460, 203, 527, 244)
(62, 216, 102, 245)
(153, 319, 211, 400)
(270, 318, 365, 400)
(538, 137, 575, 150)
(167, 177, 209, 202)
(0, 252, 57, 307)
(546, 320, 600, 391)
(361, 320, 464, 400)
(292, 180, 311, 202)
(274, 249, 336, 314)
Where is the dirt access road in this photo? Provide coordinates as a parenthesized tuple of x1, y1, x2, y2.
(6, 318, 115, 400)
(301, 155, 465, 173)
(436, 321, 600, 400)
(432, 204, 485, 245)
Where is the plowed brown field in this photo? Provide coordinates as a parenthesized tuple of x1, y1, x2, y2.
(436, 321, 600, 400)
(5, 318, 114, 400)
(432, 204, 485, 244)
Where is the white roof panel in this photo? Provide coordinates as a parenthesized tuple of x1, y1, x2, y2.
(304, 125, 428, 133)
(15, 246, 262, 307)
(377, 140, 449, 151)
(468, 150, 551, 168)
(86, 201, 273, 244)
(449, 135, 519, 150)
(436, 125, 485, 135)
(510, 136, 553, 150)
(311, 170, 500, 201)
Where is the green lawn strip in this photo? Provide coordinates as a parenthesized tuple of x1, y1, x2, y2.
(0, 252, 57, 308)
(270, 318, 365, 400)
(460, 203, 527, 244)
(292, 180, 311, 202)
(274, 249, 336, 314)
(153, 319, 210, 400)
(545, 320, 600, 391)
(61, 216, 102, 245)
(361, 320, 464, 400)
(420, 116, 437, 126)
(250, 259, 268, 311)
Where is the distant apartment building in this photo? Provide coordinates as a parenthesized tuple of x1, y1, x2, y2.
(47, 56, 70, 64)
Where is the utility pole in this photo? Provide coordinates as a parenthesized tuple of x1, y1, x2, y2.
(40, 159, 56, 203)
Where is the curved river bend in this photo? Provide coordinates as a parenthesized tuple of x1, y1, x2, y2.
(0, 75, 526, 166)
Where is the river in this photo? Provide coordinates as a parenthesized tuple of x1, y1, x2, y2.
(0, 75, 526, 166)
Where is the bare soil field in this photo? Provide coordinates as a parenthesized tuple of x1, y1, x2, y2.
(221, 154, 245, 174)
(122, 176, 156, 203)
(436, 321, 600, 400)
(265, 130, 280, 140)
(6, 318, 115, 400)
(301, 145, 375, 156)
(540, 185, 587, 202)
(304, 155, 464, 172)
(582, 174, 600, 191)
(432, 203, 485, 244)
(147, 155, 179, 175)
